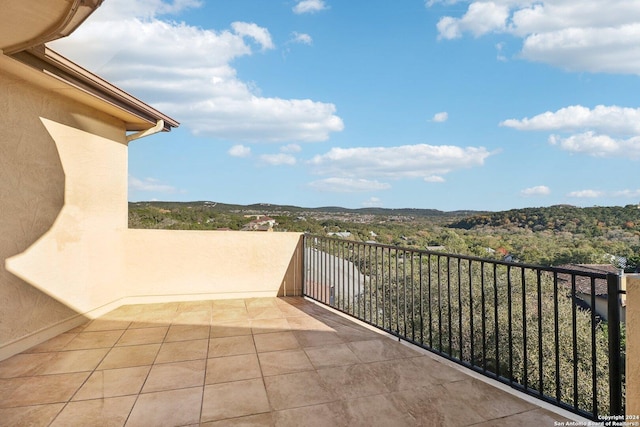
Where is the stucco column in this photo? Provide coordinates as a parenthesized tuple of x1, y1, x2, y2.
(627, 274, 640, 416)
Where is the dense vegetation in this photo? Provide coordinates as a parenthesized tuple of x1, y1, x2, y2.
(129, 202, 640, 269)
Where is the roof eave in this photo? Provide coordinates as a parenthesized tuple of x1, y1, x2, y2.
(9, 45, 179, 133)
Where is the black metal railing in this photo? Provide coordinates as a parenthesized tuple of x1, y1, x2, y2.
(302, 235, 625, 421)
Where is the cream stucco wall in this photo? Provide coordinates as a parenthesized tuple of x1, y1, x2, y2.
(626, 275, 640, 416)
(0, 66, 303, 361)
(124, 230, 303, 301)
(1, 68, 129, 359)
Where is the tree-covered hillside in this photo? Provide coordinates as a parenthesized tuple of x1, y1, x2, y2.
(128, 202, 640, 269)
(449, 205, 640, 235)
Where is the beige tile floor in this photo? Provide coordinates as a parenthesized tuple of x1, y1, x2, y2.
(0, 297, 574, 426)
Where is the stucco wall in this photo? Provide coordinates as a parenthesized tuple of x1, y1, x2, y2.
(626, 275, 640, 416)
(1, 67, 303, 360)
(124, 230, 303, 301)
(1, 69, 128, 358)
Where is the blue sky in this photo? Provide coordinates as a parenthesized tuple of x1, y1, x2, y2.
(52, 0, 640, 211)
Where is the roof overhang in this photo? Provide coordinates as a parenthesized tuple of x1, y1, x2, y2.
(1, 0, 179, 134)
(3, 46, 179, 132)
(1, 0, 105, 55)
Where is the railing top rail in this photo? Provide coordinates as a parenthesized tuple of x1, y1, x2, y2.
(305, 234, 612, 279)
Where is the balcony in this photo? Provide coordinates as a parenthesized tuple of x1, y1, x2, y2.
(0, 296, 576, 426)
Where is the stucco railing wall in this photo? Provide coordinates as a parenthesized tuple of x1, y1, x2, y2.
(626, 274, 640, 416)
(124, 230, 303, 302)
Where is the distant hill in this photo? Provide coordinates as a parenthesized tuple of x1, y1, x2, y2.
(448, 204, 640, 234)
(129, 201, 485, 218)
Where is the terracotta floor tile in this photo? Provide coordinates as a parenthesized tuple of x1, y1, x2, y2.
(258, 349, 314, 377)
(155, 339, 208, 363)
(164, 324, 210, 342)
(304, 343, 360, 369)
(128, 313, 175, 329)
(98, 344, 161, 370)
(211, 299, 246, 310)
(253, 332, 300, 353)
(408, 355, 470, 384)
(473, 408, 572, 426)
(317, 364, 390, 399)
(0, 403, 64, 427)
(292, 330, 344, 348)
(286, 316, 334, 332)
(173, 310, 211, 326)
(125, 387, 203, 427)
(388, 384, 486, 426)
(0, 353, 56, 378)
(246, 307, 284, 320)
(39, 348, 109, 375)
(116, 326, 168, 346)
(83, 319, 131, 332)
(273, 402, 349, 427)
(442, 378, 537, 420)
(142, 359, 206, 393)
(200, 412, 273, 426)
(367, 359, 438, 392)
(263, 371, 334, 411)
(333, 324, 381, 342)
(210, 321, 252, 338)
(50, 395, 136, 427)
(65, 330, 124, 350)
(178, 300, 213, 312)
(342, 394, 416, 427)
(205, 353, 261, 384)
(347, 339, 419, 363)
(25, 333, 77, 353)
(201, 379, 270, 423)
(0, 297, 575, 426)
(275, 303, 309, 318)
(73, 366, 151, 400)
(250, 318, 291, 334)
(208, 335, 255, 357)
(211, 308, 248, 323)
(0, 372, 89, 408)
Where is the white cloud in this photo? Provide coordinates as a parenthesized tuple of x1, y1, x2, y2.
(228, 144, 252, 157)
(260, 153, 297, 166)
(437, 2, 509, 40)
(231, 22, 275, 50)
(308, 178, 391, 193)
(613, 189, 640, 198)
(424, 175, 445, 183)
(51, 0, 343, 143)
(501, 105, 640, 135)
(291, 32, 313, 45)
(502, 105, 640, 158)
(569, 188, 640, 199)
(568, 190, 604, 198)
(129, 176, 179, 193)
(549, 133, 640, 159)
(362, 197, 383, 207)
(309, 144, 492, 180)
(521, 185, 551, 196)
(431, 1, 640, 75)
(281, 144, 302, 153)
(432, 112, 449, 122)
(293, 0, 328, 14)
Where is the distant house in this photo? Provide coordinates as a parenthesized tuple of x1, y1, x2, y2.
(241, 216, 277, 231)
(555, 264, 625, 322)
(327, 231, 351, 238)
